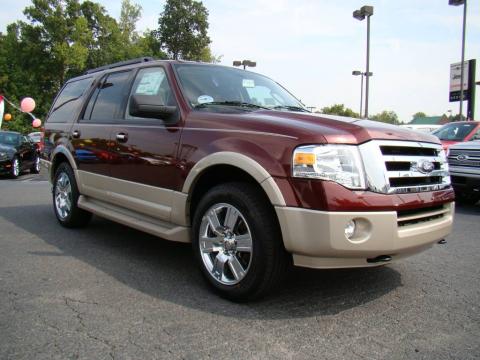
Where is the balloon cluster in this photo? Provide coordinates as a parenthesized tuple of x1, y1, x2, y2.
(1, 96, 41, 128)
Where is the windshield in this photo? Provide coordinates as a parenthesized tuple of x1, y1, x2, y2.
(432, 123, 476, 141)
(174, 64, 306, 111)
(0, 132, 20, 146)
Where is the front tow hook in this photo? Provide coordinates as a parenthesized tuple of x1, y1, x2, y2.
(367, 255, 392, 264)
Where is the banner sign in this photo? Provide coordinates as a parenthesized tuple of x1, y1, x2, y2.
(449, 61, 470, 102)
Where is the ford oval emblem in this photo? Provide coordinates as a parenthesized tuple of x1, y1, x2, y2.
(417, 159, 435, 174)
(456, 154, 469, 161)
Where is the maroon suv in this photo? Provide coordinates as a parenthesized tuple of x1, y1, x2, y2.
(42, 58, 454, 300)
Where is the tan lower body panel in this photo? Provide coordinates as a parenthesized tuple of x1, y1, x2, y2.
(275, 202, 454, 269)
(76, 170, 188, 225)
(78, 195, 190, 243)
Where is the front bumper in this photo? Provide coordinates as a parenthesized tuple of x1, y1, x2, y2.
(275, 202, 454, 269)
(0, 159, 13, 175)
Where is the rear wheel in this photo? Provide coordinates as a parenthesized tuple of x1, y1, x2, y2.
(192, 182, 289, 301)
(30, 154, 40, 174)
(53, 162, 92, 227)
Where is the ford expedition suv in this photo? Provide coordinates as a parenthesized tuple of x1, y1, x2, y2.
(42, 58, 454, 300)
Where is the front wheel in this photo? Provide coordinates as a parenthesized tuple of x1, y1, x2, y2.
(10, 157, 20, 178)
(192, 183, 289, 301)
(53, 162, 92, 227)
(455, 191, 480, 206)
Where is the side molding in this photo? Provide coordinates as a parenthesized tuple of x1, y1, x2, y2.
(182, 152, 286, 206)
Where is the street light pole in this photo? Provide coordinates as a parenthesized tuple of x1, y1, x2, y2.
(460, 1, 467, 119)
(365, 13, 371, 118)
(449, 0, 468, 119)
(353, 5, 374, 119)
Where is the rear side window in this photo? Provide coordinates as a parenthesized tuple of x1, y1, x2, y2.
(83, 71, 132, 121)
(47, 77, 93, 123)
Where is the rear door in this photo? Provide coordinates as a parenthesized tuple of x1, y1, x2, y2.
(107, 66, 183, 221)
(72, 70, 134, 198)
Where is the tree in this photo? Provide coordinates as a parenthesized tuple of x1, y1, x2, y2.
(319, 104, 360, 118)
(0, 0, 168, 132)
(156, 0, 211, 60)
(371, 110, 399, 125)
(413, 111, 427, 119)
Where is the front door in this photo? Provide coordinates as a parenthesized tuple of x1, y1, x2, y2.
(108, 66, 183, 222)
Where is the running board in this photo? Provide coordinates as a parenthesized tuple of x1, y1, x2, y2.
(77, 195, 190, 243)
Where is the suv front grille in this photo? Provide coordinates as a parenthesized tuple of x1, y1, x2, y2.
(448, 149, 480, 168)
(359, 140, 451, 194)
(397, 204, 449, 227)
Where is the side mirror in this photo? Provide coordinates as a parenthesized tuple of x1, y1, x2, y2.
(129, 94, 178, 122)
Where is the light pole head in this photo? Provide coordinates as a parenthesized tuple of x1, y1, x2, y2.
(361, 5, 374, 16)
(353, 9, 365, 20)
(243, 60, 256, 68)
(448, 0, 465, 6)
(233, 61, 242, 67)
(352, 70, 362, 76)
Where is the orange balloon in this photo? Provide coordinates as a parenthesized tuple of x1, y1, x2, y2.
(4, 113, 12, 121)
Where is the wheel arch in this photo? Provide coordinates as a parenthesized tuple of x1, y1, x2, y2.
(183, 152, 286, 226)
(50, 146, 77, 182)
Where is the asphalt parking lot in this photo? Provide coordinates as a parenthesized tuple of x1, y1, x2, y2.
(1, 174, 479, 360)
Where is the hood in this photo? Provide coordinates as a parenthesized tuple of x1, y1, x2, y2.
(0, 143, 15, 152)
(188, 109, 440, 145)
(448, 140, 480, 150)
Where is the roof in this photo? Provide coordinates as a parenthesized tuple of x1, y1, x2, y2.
(409, 116, 444, 125)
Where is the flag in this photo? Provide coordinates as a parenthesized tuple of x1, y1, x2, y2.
(0, 95, 4, 129)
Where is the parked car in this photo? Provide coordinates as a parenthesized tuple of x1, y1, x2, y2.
(432, 121, 480, 150)
(42, 58, 454, 300)
(447, 140, 480, 205)
(0, 131, 40, 177)
(399, 124, 442, 133)
(28, 131, 45, 153)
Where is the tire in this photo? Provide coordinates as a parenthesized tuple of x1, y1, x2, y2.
(455, 191, 480, 206)
(30, 154, 40, 174)
(10, 156, 20, 178)
(53, 162, 92, 228)
(192, 182, 289, 301)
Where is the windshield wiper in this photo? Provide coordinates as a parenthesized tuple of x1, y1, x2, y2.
(194, 101, 270, 110)
(271, 105, 310, 113)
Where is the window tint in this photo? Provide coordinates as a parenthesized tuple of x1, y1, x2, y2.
(47, 77, 93, 123)
(126, 67, 175, 120)
(87, 71, 132, 121)
(432, 123, 477, 141)
(0, 132, 20, 146)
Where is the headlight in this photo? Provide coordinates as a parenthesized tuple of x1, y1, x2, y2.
(292, 144, 366, 189)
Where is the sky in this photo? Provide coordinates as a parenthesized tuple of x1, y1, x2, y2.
(1, 0, 480, 122)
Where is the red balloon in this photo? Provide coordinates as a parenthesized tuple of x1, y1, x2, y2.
(21, 97, 36, 113)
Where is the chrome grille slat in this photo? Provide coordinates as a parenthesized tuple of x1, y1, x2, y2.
(359, 140, 451, 194)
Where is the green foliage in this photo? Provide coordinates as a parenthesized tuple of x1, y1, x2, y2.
(413, 111, 427, 119)
(320, 104, 360, 118)
(156, 0, 211, 60)
(370, 110, 399, 125)
(0, 0, 168, 133)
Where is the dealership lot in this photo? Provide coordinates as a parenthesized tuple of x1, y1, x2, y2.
(0, 175, 479, 360)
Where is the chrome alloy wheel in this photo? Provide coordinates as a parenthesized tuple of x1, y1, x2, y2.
(54, 172, 72, 220)
(12, 158, 20, 177)
(34, 156, 40, 172)
(199, 203, 253, 285)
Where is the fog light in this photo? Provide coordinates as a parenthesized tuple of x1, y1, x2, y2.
(345, 220, 356, 239)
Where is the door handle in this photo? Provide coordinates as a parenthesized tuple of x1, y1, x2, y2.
(72, 130, 81, 139)
(116, 133, 128, 142)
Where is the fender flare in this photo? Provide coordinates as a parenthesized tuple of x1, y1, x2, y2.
(182, 151, 286, 206)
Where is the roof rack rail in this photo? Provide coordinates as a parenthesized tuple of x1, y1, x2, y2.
(84, 57, 154, 75)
